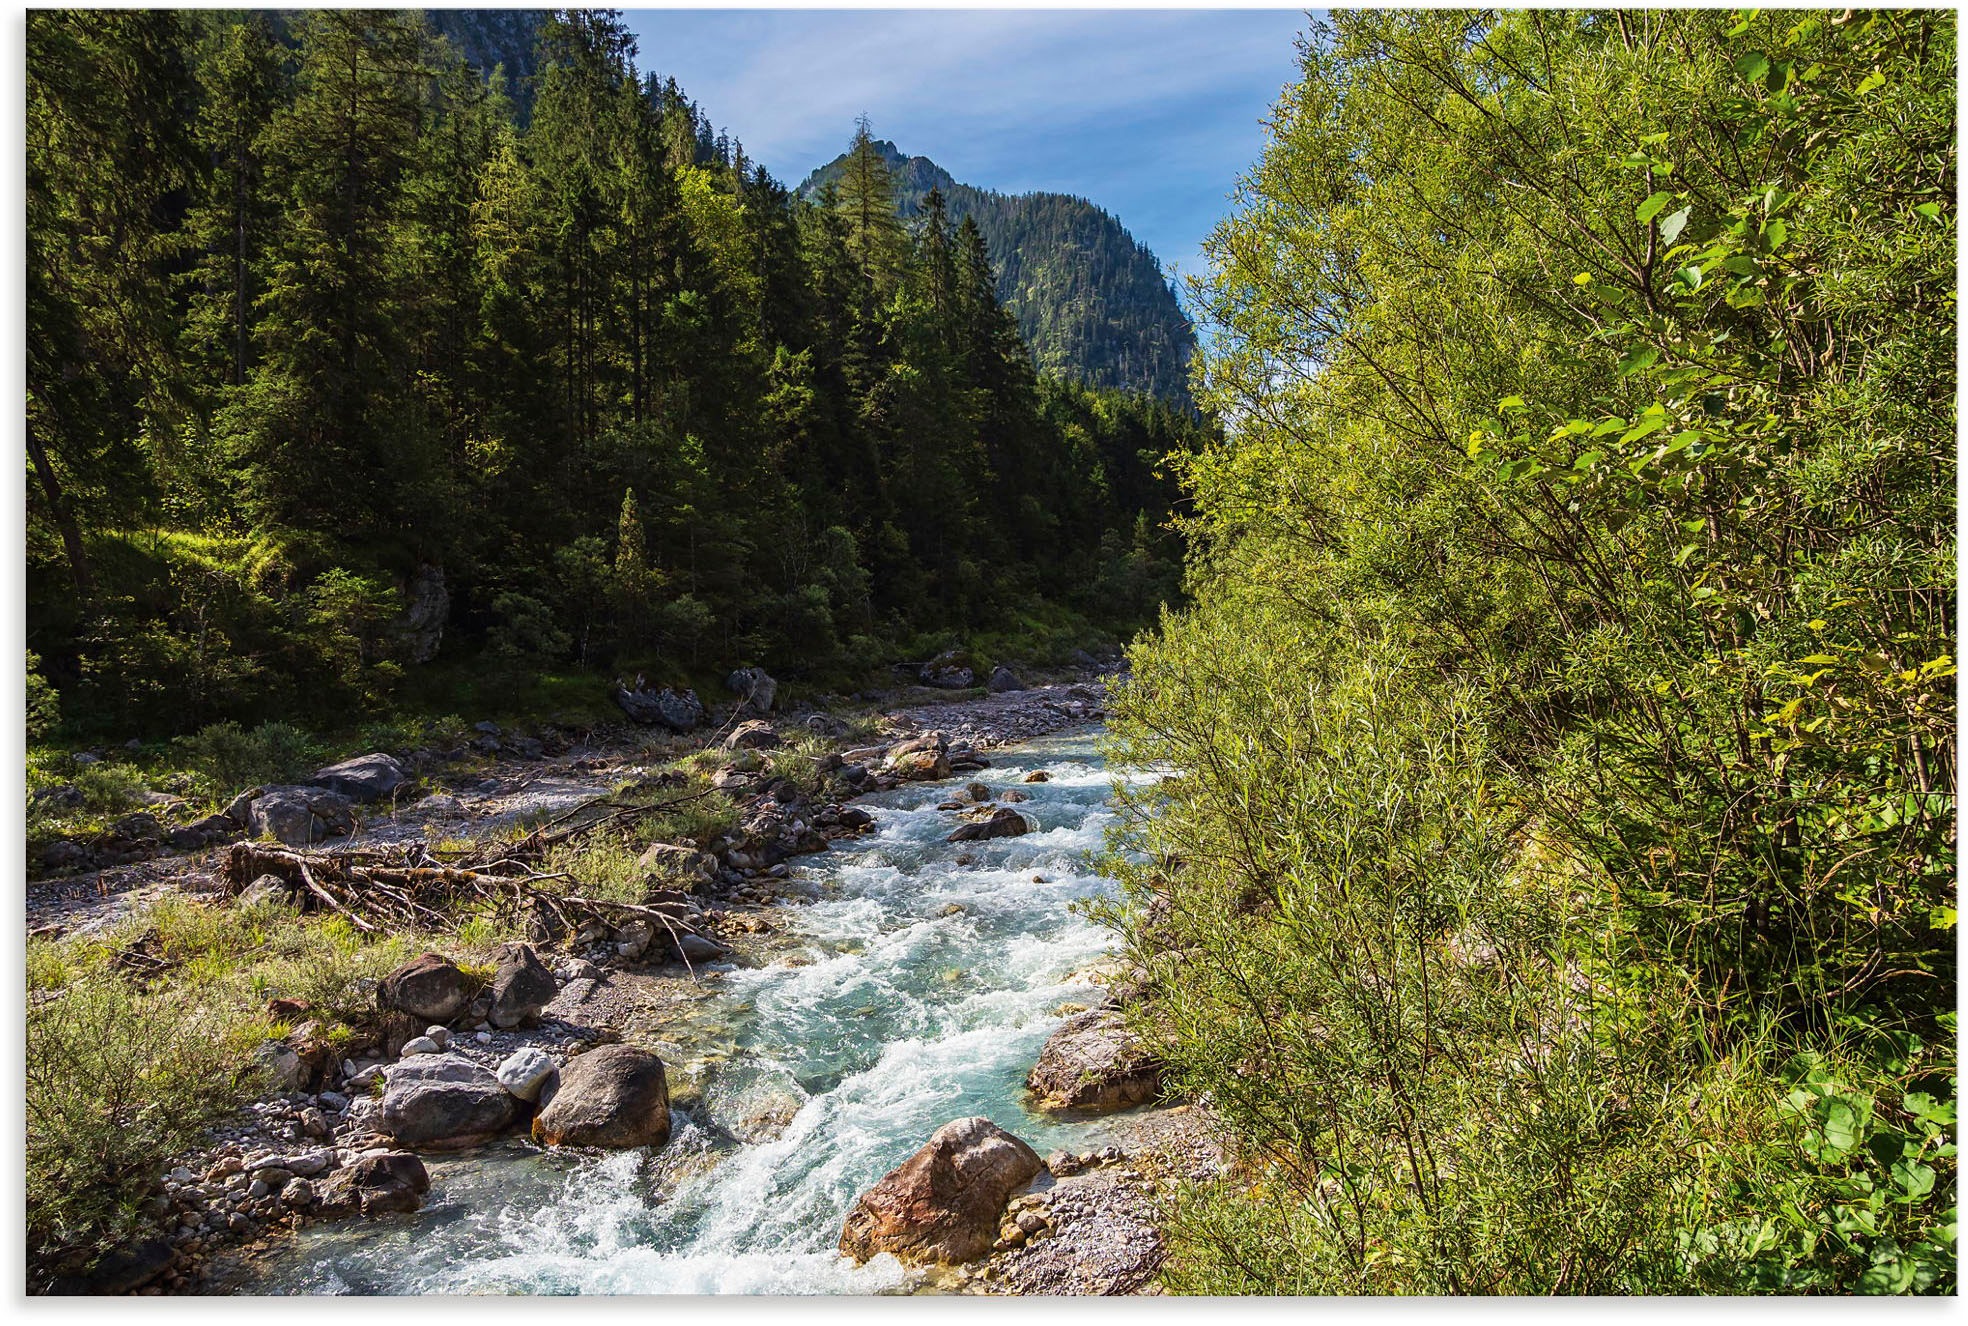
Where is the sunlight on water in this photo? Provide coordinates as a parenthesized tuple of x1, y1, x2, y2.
(241, 727, 1138, 1295)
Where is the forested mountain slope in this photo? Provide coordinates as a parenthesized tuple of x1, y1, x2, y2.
(802, 140, 1197, 405)
(25, 9, 1208, 741)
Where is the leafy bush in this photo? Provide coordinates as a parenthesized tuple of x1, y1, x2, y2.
(173, 719, 319, 793)
(26, 649, 60, 740)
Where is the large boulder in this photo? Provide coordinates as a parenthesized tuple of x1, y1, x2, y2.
(379, 953, 470, 1023)
(488, 942, 556, 1029)
(838, 1117, 1043, 1266)
(986, 665, 1026, 693)
(246, 786, 356, 847)
(378, 1056, 518, 1149)
(723, 720, 783, 751)
(614, 684, 705, 732)
(947, 807, 1034, 843)
(314, 1151, 431, 1218)
(532, 1044, 671, 1149)
(309, 753, 408, 802)
(920, 651, 975, 690)
(46, 1236, 175, 1295)
(726, 666, 777, 713)
(1026, 1009, 1165, 1112)
(638, 842, 719, 888)
(890, 750, 951, 782)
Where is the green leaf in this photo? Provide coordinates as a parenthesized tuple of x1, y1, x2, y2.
(1636, 191, 1673, 224)
(1735, 52, 1771, 83)
(1620, 414, 1668, 444)
(1660, 208, 1691, 247)
(1821, 1099, 1863, 1155)
(1617, 345, 1660, 376)
(1855, 68, 1887, 95)
(1915, 202, 1942, 221)
(1765, 217, 1789, 249)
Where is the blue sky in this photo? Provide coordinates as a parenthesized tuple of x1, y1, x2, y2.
(620, 8, 1314, 310)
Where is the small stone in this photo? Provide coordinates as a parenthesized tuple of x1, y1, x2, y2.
(280, 1178, 315, 1208)
(298, 1107, 331, 1138)
(317, 1091, 351, 1113)
(247, 1180, 269, 1200)
(475, 1031, 493, 1045)
(424, 1026, 450, 1049)
(398, 1036, 440, 1058)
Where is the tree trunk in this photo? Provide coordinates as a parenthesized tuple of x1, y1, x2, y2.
(25, 417, 92, 599)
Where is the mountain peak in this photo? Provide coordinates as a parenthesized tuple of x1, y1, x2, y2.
(800, 143, 1194, 405)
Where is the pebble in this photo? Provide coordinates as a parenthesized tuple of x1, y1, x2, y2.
(398, 1036, 440, 1058)
(424, 1026, 450, 1049)
(475, 1031, 493, 1045)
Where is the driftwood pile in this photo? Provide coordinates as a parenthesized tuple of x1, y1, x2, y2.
(218, 787, 718, 962)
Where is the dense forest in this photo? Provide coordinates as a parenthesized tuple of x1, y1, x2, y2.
(1109, 8, 1956, 1294)
(802, 141, 1198, 404)
(25, 7, 1208, 742)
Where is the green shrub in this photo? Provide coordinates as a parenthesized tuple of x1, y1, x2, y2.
(26, 650, 60, 740)
(173, 719, 319, 793)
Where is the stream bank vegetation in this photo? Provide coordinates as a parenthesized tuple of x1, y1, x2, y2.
(1104, 8, 1954, 1294)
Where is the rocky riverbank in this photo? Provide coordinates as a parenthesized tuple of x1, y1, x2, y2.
(34, 669, 1169, 1295)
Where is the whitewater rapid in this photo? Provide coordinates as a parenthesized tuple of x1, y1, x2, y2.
(241, 728, 1149, 1295)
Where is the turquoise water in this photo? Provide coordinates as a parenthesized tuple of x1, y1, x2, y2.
(240, 728, 1146, 1295)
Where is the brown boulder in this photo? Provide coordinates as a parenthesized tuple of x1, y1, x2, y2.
(1026, 1010, 1164, 1112)
(723, 719, 783, 751)
(488, 942, 556, 1029)
(946, 807, 1033, 843)
(838, 1117, 1043, 1266)
(890, 750, 951, 782)
(379, 953, 469, 1023)
(532, 1044, 672, 1149)
(314, 1151, 430, 1218)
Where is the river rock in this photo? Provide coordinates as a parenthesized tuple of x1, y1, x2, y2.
(246, 786, 356, 847)
(309, 753, 408, 802)
(485, 942, 555, 1029)
(1026, 1009, 1164, 1112)
(314, 1151, 430, 1218)
(497, 1048, 557, 1102)
(378, 1057, 518, 1149)
(46, 1236, 175, 1295)
(947, 807, 1033, 843)
(987, 665, 1026, 693)
(614, 684, 704, 732)
(379, 953, 470, 1023)
(638, 842, 719, 888)
(890, 750, 951, 782)
(726, 666, 777, 713)
(532, 1045, 671, 1149)
(838, 1117, 1043, 1266)
(998, 789, 1031, 804)
(723, 719, 783, 751)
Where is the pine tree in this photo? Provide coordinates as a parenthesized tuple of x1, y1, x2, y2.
(832, 116, 907, 297)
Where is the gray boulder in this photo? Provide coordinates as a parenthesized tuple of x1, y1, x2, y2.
(638, 842, 719, 888)
(488, 942, 556, 1029)
(987, 665, 1026, 693)
(532, 1044, 672, 1149)
(497, 1048, 558, 1102)
(1026, 1009, 1165, 1112)
(726, 666, 777, 713)
(378, 1056, 518, 1149)
(247, 785, 356, 847)
(310, 753, 408, 802)
(947, 807, 1034, 843)
(614, 684, 705, 732)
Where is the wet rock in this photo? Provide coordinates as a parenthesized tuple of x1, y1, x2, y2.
(947, 807, 1033, 843)
(839, 1117, 1043, 1266)
(309, 753, 408, 802)
(1026, 1010, 1164, 1112)
(1023, 771, 1051, 783)
(890, 750, 951, 782)
(532, 1045, 671, 1149)
(314, 1152, 430, 1218)
(379, 953, 469, 1023)
(378, 1057, 517, 1150)
(998, 789, 1031, 804)
(488, 943, 556, 1029)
